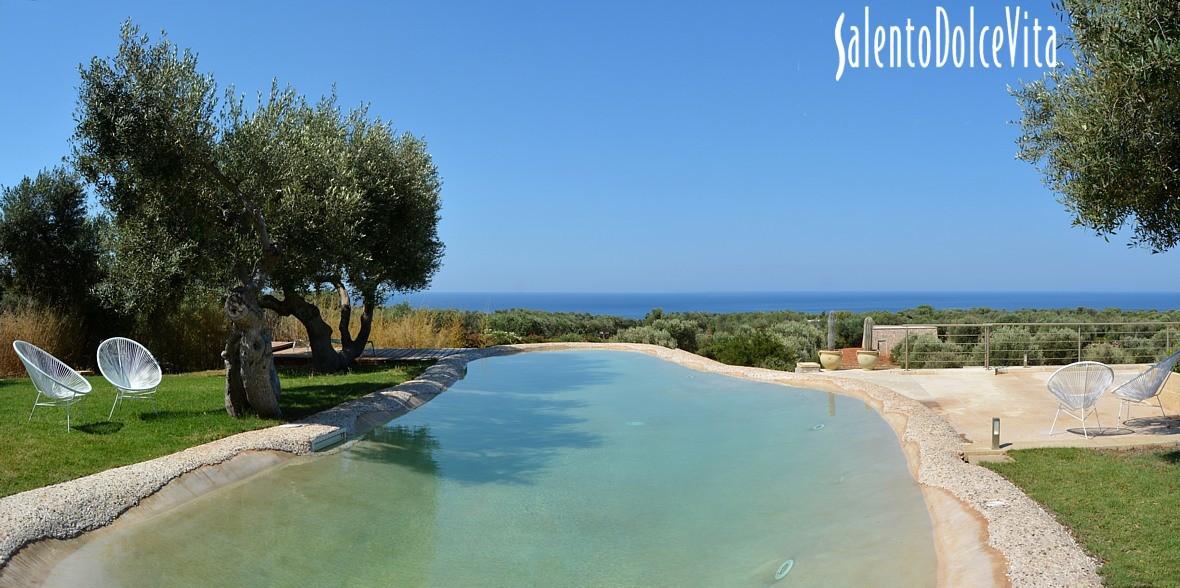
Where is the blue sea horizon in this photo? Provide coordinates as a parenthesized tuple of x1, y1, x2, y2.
(389, 291, 1180, 319)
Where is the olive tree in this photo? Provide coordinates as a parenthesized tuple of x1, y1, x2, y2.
(1014, 0, 1180, 251)
(0, 168, 102, 310)
(74, 23, 443, 417)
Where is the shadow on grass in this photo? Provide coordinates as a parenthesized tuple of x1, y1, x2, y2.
(74, 421, 125, 435)
(1160, 451, 1180, 465)
(138, 409, 226, 422)
(280, 380, 401, 421)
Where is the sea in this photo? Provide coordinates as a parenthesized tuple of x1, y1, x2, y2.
(389, 291, 1180, 319)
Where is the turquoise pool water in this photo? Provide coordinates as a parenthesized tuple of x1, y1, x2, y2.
(44, 350, 936, 587)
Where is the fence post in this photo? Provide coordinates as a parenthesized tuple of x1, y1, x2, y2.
(1168, 326, 1172, 351)
(983, 324, 991, 369)
(904, 326, 910, 371)
(1077, 325, 1083, 362)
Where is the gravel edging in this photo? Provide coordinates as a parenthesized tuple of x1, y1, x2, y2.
(0, 344, 1101, 587)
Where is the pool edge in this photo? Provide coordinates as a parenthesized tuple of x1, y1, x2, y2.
(0, 343, 1101, 588)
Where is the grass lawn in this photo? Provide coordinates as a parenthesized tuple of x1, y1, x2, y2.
(0, 364, 426, 498)
(985, 446, 1180, 587)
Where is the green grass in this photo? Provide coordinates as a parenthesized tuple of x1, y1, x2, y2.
(0, 364, 425, 498)
(985, 446, 1180, 587)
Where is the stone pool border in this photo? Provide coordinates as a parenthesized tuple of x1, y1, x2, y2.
(0, 343, 1100, 587)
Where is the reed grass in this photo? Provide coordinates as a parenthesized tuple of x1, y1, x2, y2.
(268, 294, 468, 349)
(0, 305, 83, 376)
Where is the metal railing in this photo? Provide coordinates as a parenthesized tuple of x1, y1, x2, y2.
(890, 322, 1179, 370)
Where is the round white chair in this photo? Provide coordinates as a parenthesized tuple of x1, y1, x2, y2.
(97, 337, 163, 419)
(13, 340, 93, 430)
(1047, 361, 1115, 438)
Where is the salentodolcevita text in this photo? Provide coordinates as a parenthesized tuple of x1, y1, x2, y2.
(834, 5, 1058, 81)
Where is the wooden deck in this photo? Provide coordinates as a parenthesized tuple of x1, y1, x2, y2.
(272, 343, 464, 365)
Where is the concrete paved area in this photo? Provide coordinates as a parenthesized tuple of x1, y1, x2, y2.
(829, 365, 1180, 455)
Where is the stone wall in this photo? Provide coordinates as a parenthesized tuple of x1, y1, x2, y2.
(872, 325, 938, 360)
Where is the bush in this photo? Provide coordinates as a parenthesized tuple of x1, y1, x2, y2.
(1032, 328, 1080, 365)
(1084, 342, 1134, 365)
(613, 326, 677, 349)
(485, 309, 635, 340)
(890, 334, 972, 368)
(699, 328, 797, 371)
(482, 330, 522, 346)
(650, 318, 700, 352)
(989, 326, 1039, 367)
(767, 321, 824, 363)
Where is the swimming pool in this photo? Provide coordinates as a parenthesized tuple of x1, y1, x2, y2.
(40, 350, 936, 587)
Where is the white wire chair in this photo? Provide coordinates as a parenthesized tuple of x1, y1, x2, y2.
(13, 340, 93, 431)
(1047, 361, 1114, 438)
(1111, 349, 1180, 422)
(97, 337, 163, 419)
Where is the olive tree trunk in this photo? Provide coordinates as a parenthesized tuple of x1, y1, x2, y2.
(223, 286, 282, 418)
(261, 284, 376, 373)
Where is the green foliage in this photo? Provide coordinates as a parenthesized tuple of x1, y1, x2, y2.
(613, 325, 678, 349)
(0, 168, 102, 311)
(1014, 0, 1180, 252)
(990, 326, 1041, 367)
(650, 318, 700, 352)
(890, 334, 971, 368)
(484, 309, 636, 341)
(73, 22, 443, 316)
(699, 328, 797, 371)
(766, 321, 824, 363)
(482, 330, 523, 346)
(1032, 327, 1081, 365)
(1083, 342, 1135, 364)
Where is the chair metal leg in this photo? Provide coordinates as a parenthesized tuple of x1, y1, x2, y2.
(1049, 406, 1062, 435)
(28, 391, 41, 422)
(1157, 396, 1167, 418)
(66, 400, 71, 432)
(109, 389, 122, 420)
(1091, 407, 1103, 437)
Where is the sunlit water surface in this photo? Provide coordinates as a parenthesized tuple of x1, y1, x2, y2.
(43, 350, 936, 587)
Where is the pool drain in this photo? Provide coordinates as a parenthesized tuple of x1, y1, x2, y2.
(774, 559, 795, 581)
(810, 424, 825, 431)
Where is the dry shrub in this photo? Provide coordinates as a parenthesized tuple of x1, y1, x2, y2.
(265, 294, 465, 349)
(367, 309, 465, 348)
(0, 305, 85, 376)
(133, 297, 229, 372)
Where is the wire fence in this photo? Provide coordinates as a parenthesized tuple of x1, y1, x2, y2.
(886, 322, 1180, 369)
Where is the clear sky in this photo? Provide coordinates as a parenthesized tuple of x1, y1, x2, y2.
(1, 0, 1177, 292)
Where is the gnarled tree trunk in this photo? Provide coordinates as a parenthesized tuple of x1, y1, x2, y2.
(261, 283, 377, 373)
(224, 285, 282, 418)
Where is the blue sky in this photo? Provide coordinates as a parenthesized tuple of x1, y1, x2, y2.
(1, 0, 1177, 292)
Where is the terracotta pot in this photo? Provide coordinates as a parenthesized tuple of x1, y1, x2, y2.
(857, 350, 880, 370)
(818, 350, 841, 371)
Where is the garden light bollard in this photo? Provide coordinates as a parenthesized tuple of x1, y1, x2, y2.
(991, 418, 1001, 450)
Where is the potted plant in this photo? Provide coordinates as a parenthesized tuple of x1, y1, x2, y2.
(857, 316, 879, 370)
(818, 311, 841, 370)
